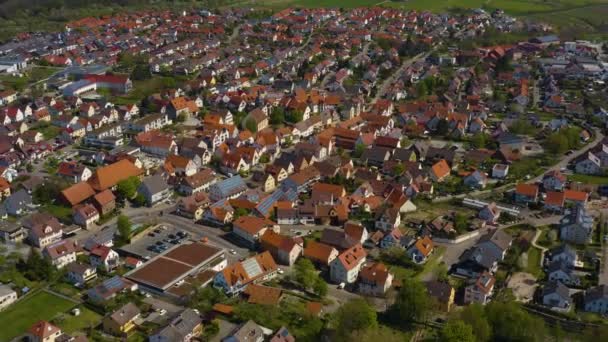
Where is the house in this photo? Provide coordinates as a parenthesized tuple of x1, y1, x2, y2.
(560, 205, 593, 244)
(27, 321, 63, 342)
(209, 176, 247, 201)
(463, 170, 487, 189)
(514, 183, 539, 204)
(165, 154, 198, 177)
(93, 189, 116, 216)
(213, 251, 278, 295)
(4, 189, 34, 216)
(548, 244, 578, 268)
(43, 240, 78, 269)
(479, 202, 501, 224)
(72, 204, 99, 229)
(87, 276, 137, 303)
(379, 228, 403, 249)
(25, 213, 63, 248)
(564, 189, 589, 205)
(223, 320, 267, 342)
(0, 284, 17, 310)
(137, 174, 171, 206)
(232, 216, 279, 248)
(179, 169, 217, 195)
(66, 262, 97, 286)
(57, 161, 92, 183)
(343, 221, 368, 244)
(260, 230, 302, 266)
(176, 192, 210, 221)
(544, 191, 566, 213)
(358, 262, 393, 296)
(464, 271, 495, 305)
(87, 159, 143, 192)
(61, 181, 96, 207)
(125, 257, 143, 270)
(547, 261, 580, 286)
(245, 108, 269, 132)
(149, 308, 202, 342)
(375, 207, 400, 231)
(90, 245, 120, 271)
(0, 224, 27, 243)
(543, 171, 567, 191)
(407, 236, 434, 264)
(542, 281, 571, 310)
(430, 159, 451, 182)
(425, 281, 455, 312)
(584, 285, 608, 315)
(491, 164, 509, 179)
(477, 229, 512, 260)
(330, 243, 367, 284)
(303, 241, 339, 267)
(103, 302, 141, 336)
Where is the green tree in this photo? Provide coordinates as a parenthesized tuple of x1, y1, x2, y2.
(294, 258, 317, 290)
(117, 215, 132, 243)
(244, 118, 258, 133)
(485, 301, 546, 342)
(116, 176, 140, 200)
(19, 248, 54, 281)
(333, 298, 377, 340)
(270, 108, 285, 125)
(440, 320, 475, 342)
(353, 143, 366, 158)
(313, 278, 328, 297)
(389, 277, 431, 324)
(470, 133, 488, 149)
(285, 111, 304, 123)
(459, 303, 491, 342)
(131, 63, 151, 80)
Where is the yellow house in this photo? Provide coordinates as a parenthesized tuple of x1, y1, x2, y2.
(103, 302, 140, 336)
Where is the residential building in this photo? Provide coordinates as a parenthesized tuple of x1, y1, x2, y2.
(542, 281, 571, 310)
(90, 245, 120, 271)
(27, 321, 63, 342)
(209, 176, 247, 201)
(514, 183, 539, 204)
(66, 262, 97, 286)
(232, 216, 279, 248)
(358, 262, 393, 296)
(547, 261, 580, 286)
(214, 251, 278, 295)
(425, 281, 455, 312)
(0, 284, 17, 311)
(560, 205, 594, 244)
(43, 240, 78, 269)
(464, 271, 495, 305)
(330, 243, 367, 284)
(375, 207, 400, 231)
(149, 309, 202, 342)
(584, 285, 608, 315)
(260, 230, 302, 266)
(407, 236, 434, 264)
(103, 302, 141, 336)
(303, 241, 339, 267)
(73, 204, 99, 228)
(138, 174, 171, 206)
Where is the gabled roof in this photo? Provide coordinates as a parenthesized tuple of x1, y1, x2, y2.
(29, 321, 61, 339)
(431, 159, 450, 179)
(219, 251, 278, 287)
(61, 181, 96, 206)
(515, 183, 538, 197)
(88, 159, 143, 191)
(334, 243, 366, 271)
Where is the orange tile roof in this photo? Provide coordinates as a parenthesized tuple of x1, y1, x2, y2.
(414, 236, 434, 257)
(303, 241, 337, 264)
(220, 251, 278, 287)
(336, 243, 366, 271)
(88, 159, 143, 191)
(431, 159, 451, 179)
(544, 191, 565, 206)
(61, 181, 96, 206)
(233, 216, 275, 235)
(243, 284, 282, 305)
(93, 189, 115, 206)
(564, 189, 588, 202)
(515, 183, 538, 197)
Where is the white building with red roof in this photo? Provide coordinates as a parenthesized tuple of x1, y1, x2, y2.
(330, 243, 367, 284)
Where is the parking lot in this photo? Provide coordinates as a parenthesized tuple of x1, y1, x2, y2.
(118, 223, 204, 260)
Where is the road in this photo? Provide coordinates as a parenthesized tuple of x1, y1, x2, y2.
(372, 51, 429, 103)
(529, 128, 604, 184)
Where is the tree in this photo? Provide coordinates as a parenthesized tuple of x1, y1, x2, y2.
(470, 133, 488, 149)
(440, 320, 475, 342)
(270, 108, 285, 125)
(244, 118, 258, 133)
(285, 111, 304, 124)
(353, 143, 366, 158)
(130, 63, 151, 80)
(19, 248, 54, 281)
(116, 176, 140, 200)
(333, 298, 377, 340)
(117, 215, 132, 243)
(313, 278, 328, 297)
(176, 113, 187, 123)
(294, 258, 317, 290)
(436, 118, 449, 136)
(392, 163, 405, 175)
(389, 277, 431, 324)
(485, 301, 546, 342)
(459, 303, 491, 342)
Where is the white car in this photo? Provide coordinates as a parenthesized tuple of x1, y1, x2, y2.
(229, 249, 237, 255)
(337, 282, 346, 289)
(158, 309, 167, 316)
(277, 268, 284, 275)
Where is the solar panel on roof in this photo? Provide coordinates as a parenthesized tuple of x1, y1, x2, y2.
(242, 258, 263, 278)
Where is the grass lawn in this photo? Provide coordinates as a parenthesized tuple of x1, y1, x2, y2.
(42, 204, 73, 223)
(568, 174, 608, 185)
(0, 290, 76, 341)
(416, 246, 447, 280)
(57, 306, 102, 335)
(525, 247, 544, 279)
(0, 66, 59, 91)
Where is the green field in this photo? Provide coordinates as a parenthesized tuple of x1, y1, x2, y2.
(58, 306, 102, 335)
(569, 174, 608, 185)
(0, 290, 76, 341)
